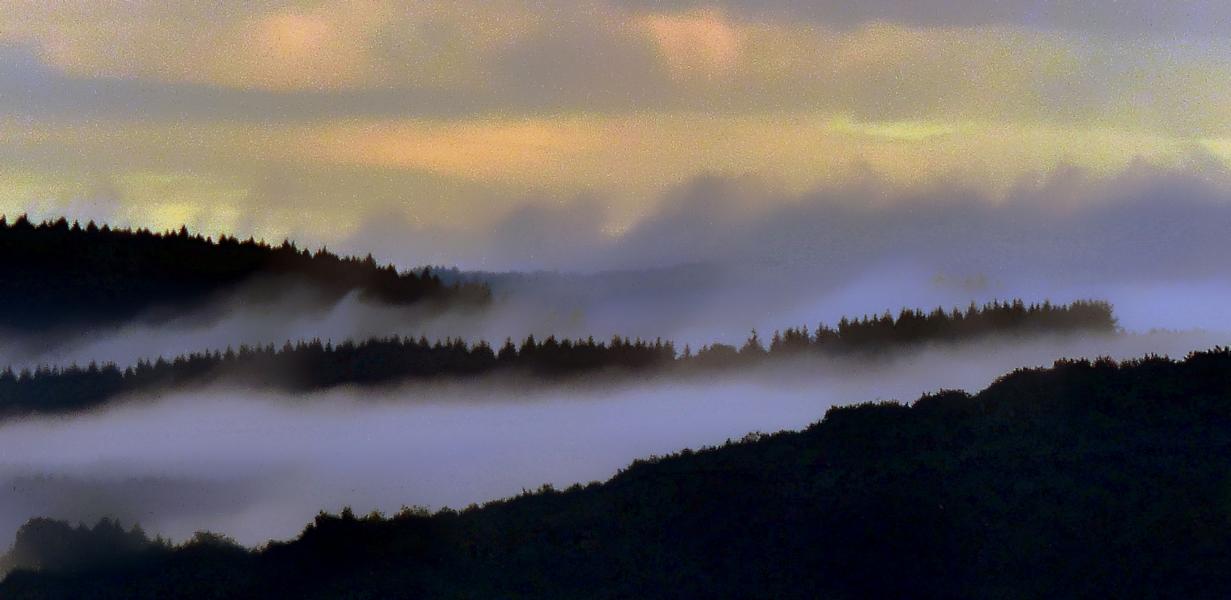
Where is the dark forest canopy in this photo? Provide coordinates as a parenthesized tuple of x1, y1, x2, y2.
(4, 348, 1230, 598)
(0, 299, 1116, 420)
(0, 215, 489, 333)
(693, 298, 1116, 365)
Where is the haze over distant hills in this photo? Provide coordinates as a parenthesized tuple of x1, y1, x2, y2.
(0, 299, 1116, 420)
(0, 214, 1229, 599)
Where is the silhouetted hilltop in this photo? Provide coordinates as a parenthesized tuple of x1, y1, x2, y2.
(0, 215, 489, 332)
(0, 335, 678, 419)
(690, 298, 1116, 366)
(0, 300, 1116, 420)
(4, 348, 1230, 598)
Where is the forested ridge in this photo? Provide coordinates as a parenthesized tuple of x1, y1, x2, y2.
(4, 348, 1230, 598)
(0, 215, 489, 332)
(0, 300, 1116, 419)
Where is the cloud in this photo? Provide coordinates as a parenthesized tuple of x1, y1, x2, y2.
(1, 106, 1203, 252)
(638, 8, 743, 80)
(6, 161, 1231, 375)
(1, 2, 1229, 247)
(614, 1, 1231, 37)
(2, 3, 1230, 137)
(597, 159, 1231, 284)
(0, 0, 532, 92)
(342, 156, 1231, 277)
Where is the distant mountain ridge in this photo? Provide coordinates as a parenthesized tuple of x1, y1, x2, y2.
(0, 215, 489, 333)
(0, 299, 1116, 420)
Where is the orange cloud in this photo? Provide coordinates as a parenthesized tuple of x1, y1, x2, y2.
(637, 9, 743, 80)
(224, 9, 373, 90)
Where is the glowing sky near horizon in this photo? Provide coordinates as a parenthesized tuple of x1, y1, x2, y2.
(1, 1, 1230, 265)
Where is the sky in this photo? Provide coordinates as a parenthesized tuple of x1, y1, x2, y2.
(2, 0, 1231, 270)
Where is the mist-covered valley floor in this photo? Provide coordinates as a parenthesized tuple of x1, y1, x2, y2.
(1, 327, 1224, 547)
(3, 214, 1231, 598)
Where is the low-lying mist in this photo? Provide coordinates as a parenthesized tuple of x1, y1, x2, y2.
(6, 263, 1231, 373)
(1, 329, 1223, 549)
(8, 162, 1231, 370)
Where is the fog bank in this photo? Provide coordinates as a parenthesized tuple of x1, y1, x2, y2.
(1, 329, 1224, 548)
(8, 162, 1231, 369)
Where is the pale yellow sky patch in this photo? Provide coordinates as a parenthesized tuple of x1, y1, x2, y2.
(0, 118, 1213, 257)
(827, 116, 957, 142)
(1200, 139, 1231, 163)
(290, 113, 1197, 203)
(1, 1, 1229, 251)
(302, 119, 609, 185)
(0, 171, 95, 218)
(113, 171, 252, 234)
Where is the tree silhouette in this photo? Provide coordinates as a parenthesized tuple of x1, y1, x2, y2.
(5, 348, 1230, 598)
(0, 215, 489, 332)
(0, 300, 1118, 421)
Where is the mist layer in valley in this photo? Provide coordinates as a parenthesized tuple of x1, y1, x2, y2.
(1, 328, 1223, 548)
(7, 162, 1231, 371)
(4, 160, 1231, 553)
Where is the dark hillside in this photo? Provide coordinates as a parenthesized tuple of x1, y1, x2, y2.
(5, 348, 1230, 598)
(0, 300, 1115, 420)
(0, 215, 489, 333)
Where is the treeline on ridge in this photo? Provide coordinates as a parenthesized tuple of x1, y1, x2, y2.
(700, 298, 1115, 363)
(4, 348, 1229, 598)
(0, 215, 489, 332)
(0, 300, 1116, 419)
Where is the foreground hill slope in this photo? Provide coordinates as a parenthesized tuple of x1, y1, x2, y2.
(4, 349, 1231, 598)
(0, 216, 488, 333)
